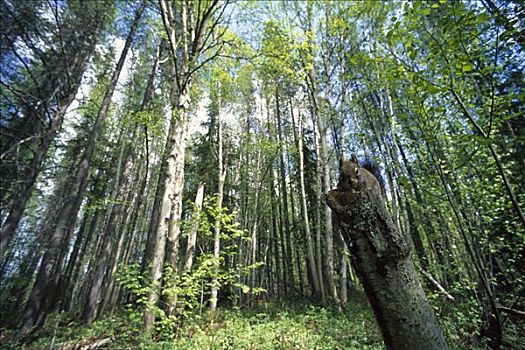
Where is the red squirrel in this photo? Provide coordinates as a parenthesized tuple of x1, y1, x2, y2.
(338, 154, 385, 197)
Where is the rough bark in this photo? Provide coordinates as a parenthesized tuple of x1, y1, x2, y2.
(143, 102, 187, 330)
(326, 170, 448, 350)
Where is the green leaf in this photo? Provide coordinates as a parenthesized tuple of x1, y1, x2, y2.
(462, 63, 474, 72)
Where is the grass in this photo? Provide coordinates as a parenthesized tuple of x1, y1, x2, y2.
(163, 299, 383, 350)
(0, 297, 383, 350)
(3, 294, 523, 349)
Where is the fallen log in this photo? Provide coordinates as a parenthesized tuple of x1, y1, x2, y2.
(56, 337, 112, 350)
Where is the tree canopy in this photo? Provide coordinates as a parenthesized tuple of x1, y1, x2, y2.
(1, 1, 523, 349)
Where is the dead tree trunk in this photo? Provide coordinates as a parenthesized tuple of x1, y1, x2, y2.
(325, 164, 448, 350)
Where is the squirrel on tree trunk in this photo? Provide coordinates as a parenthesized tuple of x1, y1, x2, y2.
(327, 154, 449, 350)
(338, 154, 385, 197)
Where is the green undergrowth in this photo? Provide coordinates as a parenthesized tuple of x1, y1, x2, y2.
(2, 297, 523, 349)
(159, 300, 383, 350)
(1, 298, 383, 350)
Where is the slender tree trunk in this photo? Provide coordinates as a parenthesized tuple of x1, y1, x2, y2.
(107, 157, 151, 314)
(248, 188, 259, 305)
(210, 109, 226, 311)
(246, 148, 262, 305)
(57, 176, 102, 312)
(313, 120, 326, 303)
(275, 88, 295, 297)
(82, 128, 130, 323)
(182, 183, 205, 273)
(65, 205, 103, 313)
(396, 141, 430, 268)
(100, 178, 137, 316)
(296, 111, 321, 298)
(270, 170, 282, 299)
(18, 3, 144, 336)
(262, 100, 282, 298)
(288, 178, 304, 296)
(339, 245, 348, 308)
(93, 40, 161, 320)
(317, 110, 338, 303)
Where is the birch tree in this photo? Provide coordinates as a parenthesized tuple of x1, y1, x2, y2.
(143, 0, 230, 329)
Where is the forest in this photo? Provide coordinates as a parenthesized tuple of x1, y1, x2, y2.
(0, 0, 524, 349)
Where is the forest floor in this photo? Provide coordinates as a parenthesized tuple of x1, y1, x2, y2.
(3, 293, 519, 349)
(1, 296, 384, 349)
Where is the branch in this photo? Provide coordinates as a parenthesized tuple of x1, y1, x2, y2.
(159, 0, 182, 92)
(420, 269, 455, 301)
(496, 305, 525, 318)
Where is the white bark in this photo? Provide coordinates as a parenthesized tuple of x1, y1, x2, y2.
(183, 183, 205, 273)
(210, 109, 226, 311)
(297, 112, 321, 297)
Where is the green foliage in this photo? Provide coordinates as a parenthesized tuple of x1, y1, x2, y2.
(115, 195, 263, 342)
(2, 299, 383, 350)
(3, 1, 524, 349)
(166, 301, 382, 350)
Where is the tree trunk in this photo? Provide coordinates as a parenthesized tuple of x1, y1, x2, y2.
(143, 100, 188, 330)
(270, 169, 282, 299)
(275, 88, 295, 296)
(339, 244, 348, 308)
(317, 111, 338, 303)
(18, 3, 144, 336)
(313, 120, 326, 303)
(0, 5, 108, 262)
(210, 109, 226, 311)
(182, 183, 205, 273)
(326, 178, 448, 350)
(82, 138, 135, 323)
(144, 0, 225, 326)
(296, 111, 321, 298)
(246, 148, 262, 305)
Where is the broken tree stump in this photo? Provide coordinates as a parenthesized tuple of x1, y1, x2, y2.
(326, 161, 448, 350)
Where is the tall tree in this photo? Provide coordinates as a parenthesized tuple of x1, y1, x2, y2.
(18, 2, 145, 336)
(143, 0, 230, 330)
(0, 0, 111, 263)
